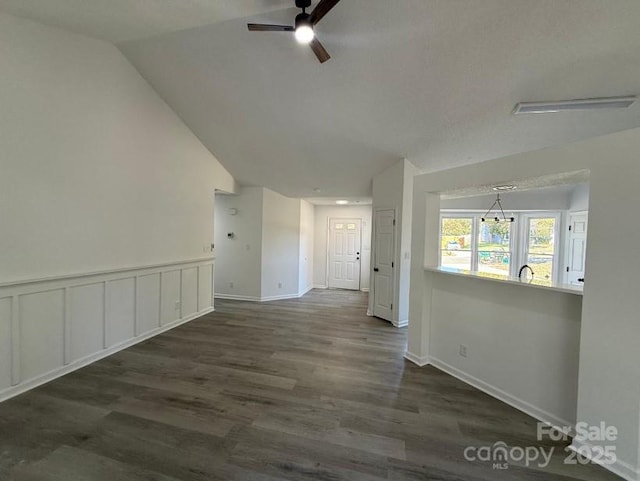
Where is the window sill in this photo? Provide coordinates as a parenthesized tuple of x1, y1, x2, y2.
(425, 266, 584, 296)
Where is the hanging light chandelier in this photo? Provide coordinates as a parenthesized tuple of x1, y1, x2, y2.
(481, 194, 515, 223)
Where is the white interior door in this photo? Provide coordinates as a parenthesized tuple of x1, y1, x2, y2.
(328, 218, 362, 290)
(373, 209, 395, 322)
(565, 213, 588, 285)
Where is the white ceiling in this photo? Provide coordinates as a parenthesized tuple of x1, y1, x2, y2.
(0, 0, 292, 43)
(3, 1, 640, 198)
(440, 170, 590, 199)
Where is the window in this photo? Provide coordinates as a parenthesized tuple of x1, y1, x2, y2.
(439, 212, 561, 282)
(477, 221, 512, 275)
(523, 216, 558, 281)
(440, 217, 473, 270)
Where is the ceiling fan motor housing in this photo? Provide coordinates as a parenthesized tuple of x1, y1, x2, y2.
(295, 12, 312, 29)
(295, 0, 312, 9)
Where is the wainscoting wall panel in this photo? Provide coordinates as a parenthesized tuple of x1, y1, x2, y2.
(69, 283, 105, 362)
(160, 270, 182, 326)
(0, 258, 214, 403)
(0, 298, 12, 391)
(198, 265, 213, 313)
(137, 273, 161, 335)
(105, 277, 135, 347)
(20, 289, 65, 381)
(181, 267, 198, 319)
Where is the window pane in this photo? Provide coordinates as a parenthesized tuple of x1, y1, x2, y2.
(528, 218, 556, 255)
(477, 222, 511, 275)
(441, 218, 472, 250)
(478, 251, 511, 275)
(478, 221, 511, 250)
(441, 250, 472, 270)
(527, 254, 554, 280)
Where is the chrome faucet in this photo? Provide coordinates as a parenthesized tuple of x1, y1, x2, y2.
(518, 264, 534, 280)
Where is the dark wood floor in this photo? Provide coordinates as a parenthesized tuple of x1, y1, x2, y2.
(0, 290, 619, 481)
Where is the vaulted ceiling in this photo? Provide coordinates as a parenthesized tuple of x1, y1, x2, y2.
(3, 1, 640, 197)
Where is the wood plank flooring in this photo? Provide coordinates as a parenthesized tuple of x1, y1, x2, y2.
(0, 289, 620, 480)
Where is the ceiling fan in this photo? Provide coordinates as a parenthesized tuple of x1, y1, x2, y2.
(248, 0, 341, 63)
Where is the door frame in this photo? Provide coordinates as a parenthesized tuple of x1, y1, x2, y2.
(371, 207, 397, 321)
(326, 217, 363, 290)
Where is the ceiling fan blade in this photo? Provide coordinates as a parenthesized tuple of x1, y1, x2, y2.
(309, 0, 341, 25)
(310, 38, 331, 63)
(247, 24, 294, 32)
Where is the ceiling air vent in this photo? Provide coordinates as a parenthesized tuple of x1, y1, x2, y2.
(513, 96, 636, 114)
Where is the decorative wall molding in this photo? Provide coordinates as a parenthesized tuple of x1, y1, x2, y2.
(0, 257, 215, 289)
(313, 284, 328, 289)
(0, 259, 214, 403)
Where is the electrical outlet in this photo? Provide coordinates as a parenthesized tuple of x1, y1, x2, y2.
(459, 344, 468, 358)
(229, 282, 234, 289)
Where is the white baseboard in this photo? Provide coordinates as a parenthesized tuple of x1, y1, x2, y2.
(0, 307, 214, 404)
(313, 284, 328, 289)
(393, 319, 408, 328)
(366, 309, 373, 317)
(404, 351, 430, 366)
(569, 439, 640, 481)
(429, 357, 574, 434)
(360, 288, 369, 292)
(214, 293, 261, 302)
(297, 285, 314, 297)
(215, 286, 313, 303)
(261, 292, 305, 302)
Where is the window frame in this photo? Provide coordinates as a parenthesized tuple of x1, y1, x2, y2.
(518, 212, 562, 283)
(439, 211, 563, 282)
(438, 214, 476, 271)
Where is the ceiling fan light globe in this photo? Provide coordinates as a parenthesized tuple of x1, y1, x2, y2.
(295, 25, 315, 44)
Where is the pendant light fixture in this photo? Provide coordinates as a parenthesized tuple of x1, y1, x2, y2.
(481, 194, 515, 223)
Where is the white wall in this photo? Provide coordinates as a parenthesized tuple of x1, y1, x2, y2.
(313, 205, 372, 290)
(408, 127, 640, 481)
(299, 200, 315, 295)
(370, 159, 419, 326)
(0, 13, 233, 401)
(261, 189, 302, 299)
(429, 273, 581, 427)
(215, 188, 314, 301)
(569, 183, 590, 212)
(214, 188, 263, 299)
(0, 13, 236, 284)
